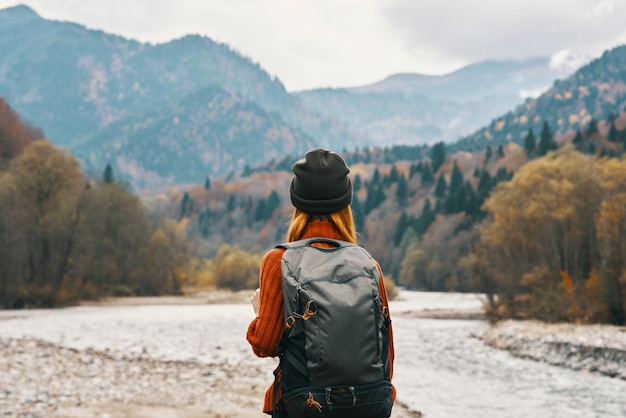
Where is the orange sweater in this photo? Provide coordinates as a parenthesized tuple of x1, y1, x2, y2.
(246, 220, 395, 414)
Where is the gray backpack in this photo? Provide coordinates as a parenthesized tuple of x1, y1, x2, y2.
(275, 237, 392, 418)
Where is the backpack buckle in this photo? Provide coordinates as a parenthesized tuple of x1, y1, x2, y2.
(302, 300, 318, 320)
(285, 315, 297, 329)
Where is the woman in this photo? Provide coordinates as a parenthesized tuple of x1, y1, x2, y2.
(247, 148, 395, 416)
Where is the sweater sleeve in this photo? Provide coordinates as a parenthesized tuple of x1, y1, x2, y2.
(246, 248, 285, 358)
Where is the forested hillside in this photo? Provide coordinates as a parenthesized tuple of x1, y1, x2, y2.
(457, 45, 626, 152)
(162, 45, 626, 325)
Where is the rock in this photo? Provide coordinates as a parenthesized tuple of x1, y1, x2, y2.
(478, 319, 626, 380)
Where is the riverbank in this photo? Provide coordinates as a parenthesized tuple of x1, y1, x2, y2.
(478, 319, 626, 380)
(1, 291, 625, 417)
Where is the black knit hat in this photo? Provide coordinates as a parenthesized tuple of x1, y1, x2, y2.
(290, 148, 352, 214)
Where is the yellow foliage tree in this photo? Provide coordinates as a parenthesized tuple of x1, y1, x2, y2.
(213, 244, 262, 290)
(477, 145, 626, 323)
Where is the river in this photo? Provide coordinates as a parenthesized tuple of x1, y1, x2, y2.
(0, 291, 624, 417)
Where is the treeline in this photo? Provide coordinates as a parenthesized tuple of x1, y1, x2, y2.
(0, 99, 191, 308)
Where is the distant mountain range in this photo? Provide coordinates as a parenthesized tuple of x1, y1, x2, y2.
(0, 5, 584, 189)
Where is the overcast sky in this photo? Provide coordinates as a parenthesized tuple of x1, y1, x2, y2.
(3, 0, 626, 91)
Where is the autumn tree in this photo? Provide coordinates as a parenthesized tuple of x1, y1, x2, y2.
(75, 181, 154, 297)
(1, 140, 85, 305)
(595, 158, 626, 324)
(475, 145, 625, 323)
(212, 244, 261, 290)
(0, 98, 40, 163)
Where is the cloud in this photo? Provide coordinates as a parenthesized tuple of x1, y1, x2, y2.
(380, 0, 626, 70)
(3, 0, 626, 91)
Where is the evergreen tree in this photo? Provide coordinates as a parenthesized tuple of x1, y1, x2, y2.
(409, 162, 421, 179)
(394, 212, 409, 245)
(387, 165, 400, 185)
(103, 163, 114, 183)
(254, 199, 267, 222)
(573, 130, 584, 144)
(434, 174, 447, 198)
(363, 148, 371, 164)
(464, 181, 478, 215)
(227, 194, 236, 211)
(266, 190, 280, 216)
(607, 112, 617, 124)
(372, 168, 380, 184)
(477, 170, 492, 203)
(449, 161, 464, 194)
(365, 183, 385, 214)
(485, 146, 493, 164)
(538, 121, 557, 156)
(430, 142, 446, 173)
(452, 183, 467, 213)
(353, 174, 362, 192)
(421, 162, 435, 185)
(586, 118, 599, 137)
(497, 144, 504, 158)
(180, 191, 194, 219)
(495, 167, 510, 183)
(245, 197, 254, 227)
(396, 174, 408, 203)
(351, 196, 365, 233)
(608, 123, 619, 142)
(198, 209, 211, 237)
(434, 197, 443, 214)
(523, 128, 536, 156)
(204, 176, 211, 190)
(417, 198, 435, 235)
(444, 182, 465, 214)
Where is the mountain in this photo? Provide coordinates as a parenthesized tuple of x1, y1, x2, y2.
(0, 5, 583, 189)
(350, 58, 559, 100)
(456, 45, 626, 151)
(0, 5, 294, 144)
(295, 58, 568, 146)
(75, 85, 315, 190)
(0, 5, 324, 188)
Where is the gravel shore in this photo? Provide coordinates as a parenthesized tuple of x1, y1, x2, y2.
(478, 319, 626, 380)
(0, 337, 264, 417)
(0, 337, 420, 418)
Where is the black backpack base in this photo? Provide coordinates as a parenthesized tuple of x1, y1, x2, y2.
(281, 380, 393, 418)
